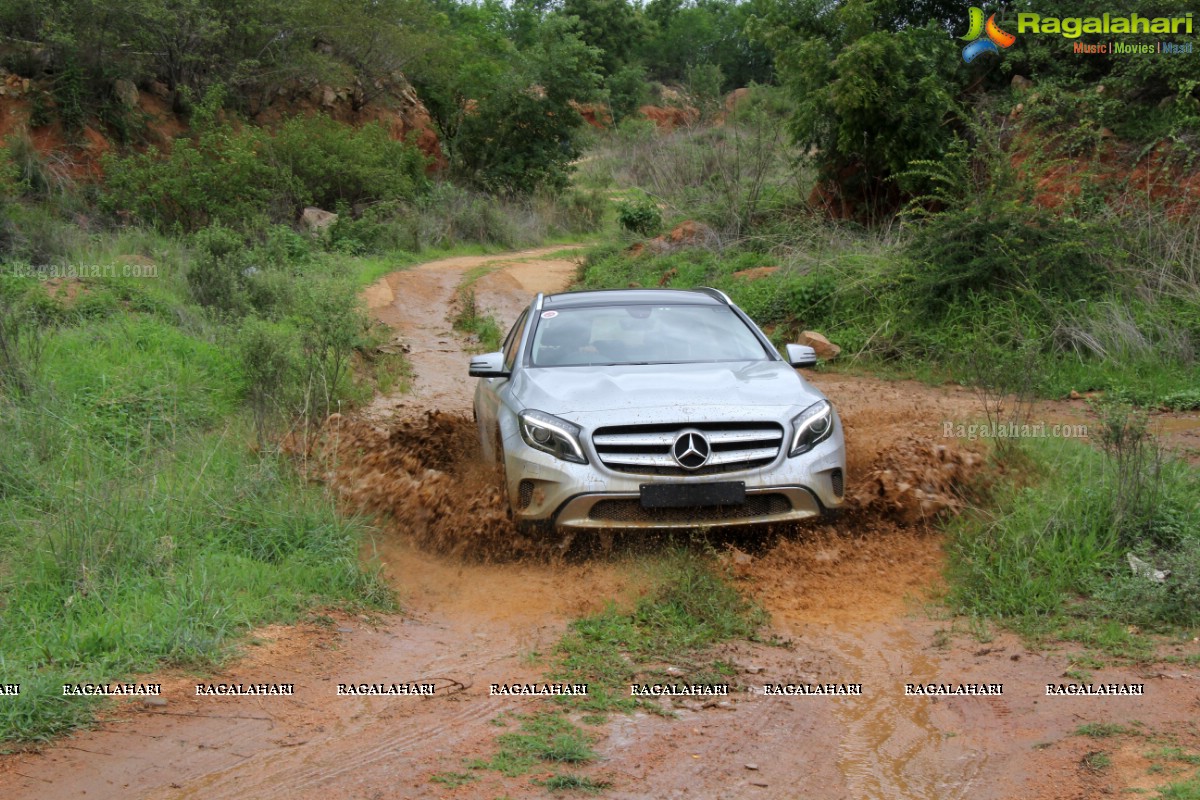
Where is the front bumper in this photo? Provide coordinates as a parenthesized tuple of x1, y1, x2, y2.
(500, 421, 845, 531)
(552, 485, 824, 530)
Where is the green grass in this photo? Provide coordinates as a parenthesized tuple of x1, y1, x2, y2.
(547, 549, 767, 716)
(451, 286, 503, 353)
(0, 227, 399, 743)
(429, 771, 478, 788)
(0, 400, 392, 742)
(1148, 747, 1200, 767)
(496, 713, 597, 764)
(535, 774, 612, 794)
(1158, 779, 1200, 800)
(945, 435, 1200, 647)
(1075, 723, 1132, 739)
(465, 551, 766, 793)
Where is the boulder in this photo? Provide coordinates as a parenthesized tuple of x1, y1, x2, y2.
(300, 207, 338, 235)
(1011, 75, 1034, 92)
(797, 330, 841, 360)
(113, 78, 139, 108)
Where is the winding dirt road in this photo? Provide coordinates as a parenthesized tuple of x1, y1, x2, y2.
(2, 248, 1198, 800)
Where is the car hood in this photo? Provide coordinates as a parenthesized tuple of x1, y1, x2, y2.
(511, 361, 825, 418)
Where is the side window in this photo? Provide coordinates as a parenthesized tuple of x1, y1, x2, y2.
(503, 310, 529, 370)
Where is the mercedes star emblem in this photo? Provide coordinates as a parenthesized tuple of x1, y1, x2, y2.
(672, 430, 711, 470)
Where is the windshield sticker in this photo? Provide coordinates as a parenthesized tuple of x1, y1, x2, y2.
(541, 310, 558, 319)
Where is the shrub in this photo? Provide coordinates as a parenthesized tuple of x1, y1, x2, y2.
(265, 116, 428, 215)
(238, 316, 299, 447)
(616, 196, 661, 236)
(605, 65, 648, 124)
(0, 202, 87, 266)
(291, 278, 368, 422)
(904, 199, 1115, 313)
(101, 87, 289, 232)
(2, 129, 74, 199)
(186, 224, 251, 314)
(554, 188, 607, 234)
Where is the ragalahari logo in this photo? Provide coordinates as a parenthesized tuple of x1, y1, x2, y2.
(958, 7, 1016, 62)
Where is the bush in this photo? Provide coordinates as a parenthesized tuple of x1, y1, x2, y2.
(187, 224, 251, 314)
(102, 87, 429, 232)
(0, 202, 88, 266)
(616, 196, 661, 236)
(605, 65, 648, 124)
(266, 116, 428, 215)
(903, 199, 1115, 313)
(238, 317, 299, 447)
(2, 129, 74, 199)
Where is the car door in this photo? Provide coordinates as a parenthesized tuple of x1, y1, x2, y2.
(476, 308, 528, 462)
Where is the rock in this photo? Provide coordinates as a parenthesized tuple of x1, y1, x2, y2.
(750, 780, 769, 787)
(149, 80, 170, 99)
(728, 547, 753, 567)
(744, 666, 764, 675)
(796, 331, 841, 360)
(113, 78, 139, 108)
(321, 86, 337, 108)
(745, 763, 759, 771)
(1069, 390, 1082, 400)
(1127, 552, 1169, 583)
(1011, 75, 1034, 92)
(300, 207, 338, 235)
(142, 696, 168, 708)
(377, 334, 410, 355)
(1008, 102, 1024, 120)
(1159, 94, 1179, 109)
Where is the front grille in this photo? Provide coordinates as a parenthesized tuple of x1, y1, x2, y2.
(831, 468, 844, 498)
(593, 421, 784, 476)
(589, 494, 791, 523)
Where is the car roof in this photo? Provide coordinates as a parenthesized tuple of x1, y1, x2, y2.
(542, 288, 725, 308)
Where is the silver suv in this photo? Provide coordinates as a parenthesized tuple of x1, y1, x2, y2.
(469, 288, 846, 533)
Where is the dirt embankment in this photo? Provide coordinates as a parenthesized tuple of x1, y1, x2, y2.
(3, 247, 1198, 800)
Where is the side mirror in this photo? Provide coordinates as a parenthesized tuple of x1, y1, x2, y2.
(469, 351, 509, 378)
(785, 344, 818, 368)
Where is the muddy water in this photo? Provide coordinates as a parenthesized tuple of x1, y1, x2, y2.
(820, 628, 987, 800)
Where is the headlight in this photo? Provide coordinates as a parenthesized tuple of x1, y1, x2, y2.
(518, 409, 588, 464)
(789, 400, 834, 457)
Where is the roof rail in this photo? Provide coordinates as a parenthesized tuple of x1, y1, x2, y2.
(534, 292, 545, 311)
(694, 286, 732, 305)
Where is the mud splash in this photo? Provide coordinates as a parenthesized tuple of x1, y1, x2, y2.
(317, 411, 539, 561)
(852, 437, 984, 524)
(316, 399, 987, 570)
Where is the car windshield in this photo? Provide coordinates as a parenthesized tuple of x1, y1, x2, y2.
(529, 303, 772, 367)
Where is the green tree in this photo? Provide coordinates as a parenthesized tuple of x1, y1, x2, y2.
(415, 14, 602, 194)
(559, 0, 646, 76)
(605, 64, 649, 123)
(642, 0, 773, 89)
(757, 0, 961, 217)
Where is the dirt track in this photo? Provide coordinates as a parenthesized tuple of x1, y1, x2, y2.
(3, 248, 1199, 800)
